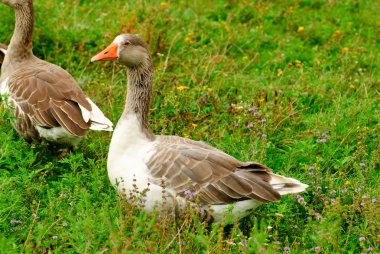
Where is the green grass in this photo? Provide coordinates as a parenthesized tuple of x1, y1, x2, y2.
(1, 0, 379, 253)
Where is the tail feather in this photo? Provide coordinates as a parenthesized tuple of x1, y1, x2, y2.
(270, 173, 308, 195)
(0, 47, 7, 65)
(85, 98, 113, 131)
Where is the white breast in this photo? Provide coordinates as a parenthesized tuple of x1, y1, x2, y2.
(107, 113, 167, 211)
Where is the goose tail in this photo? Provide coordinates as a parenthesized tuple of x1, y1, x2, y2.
(270, 173, 308, 195)
(80, 98, 113, 131)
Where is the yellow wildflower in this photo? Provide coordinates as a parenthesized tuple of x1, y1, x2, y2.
(344, 180, 350, 185)
(184, 32, 195, 43)
(242, 55, 249, 61)
(221, 21, 230, 33)
(258, 98, 265, 103)
(363, 126, 369, 131)
(160, 2, 170, 8)
(277, 70, 283, 77)
(349, 84, 355, 89)
(191, 123, 198, 127)
(342, 47, 349, 53)
(295, 59, 302, 68)
(183, 134, 190, 138)
(297, 26, 304, 32)
(176, 86, 189, 91)
(333, 30, 342, 37)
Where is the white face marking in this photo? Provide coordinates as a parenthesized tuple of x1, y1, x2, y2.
(113, 34, 127, 45)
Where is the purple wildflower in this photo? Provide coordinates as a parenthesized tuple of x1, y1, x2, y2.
(330, 198, 336, 203)
(284, 246, 291, 253)
(261, 134, 267, 139)
(240, 239, 247, 248)
(362, 195, 368, 199)
(247, 123, 254, 128)
(359, 236, 365, 241)
(10, 220, 23, 224)
(367, 247, 373, 252)
(296, 195, 306, 205)
(371, 198, 377, 203)
(234, 123, 239, 128)
(248, 107, 256, 112)
(316, 138, 327, 143)
(359, 162, 365, 167)
(261, 119, 266, 124)
(309, 166, 315, 170)
(184, 190, 196, 199)
(51, 236, 58, 239)
(322, 132, 328, 138)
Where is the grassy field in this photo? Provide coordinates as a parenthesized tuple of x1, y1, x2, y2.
(1, 0, 379, 253)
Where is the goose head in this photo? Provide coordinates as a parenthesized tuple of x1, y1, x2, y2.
(91, 34, 150, 69)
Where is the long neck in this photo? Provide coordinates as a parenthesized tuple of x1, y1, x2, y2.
(7, 1, 34, 61)
(122, 60, 154, 139)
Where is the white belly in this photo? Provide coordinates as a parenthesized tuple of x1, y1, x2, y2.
(0, 77, 12, 104)
(35, 126, 82, 146)
(208, 199, 262, 223)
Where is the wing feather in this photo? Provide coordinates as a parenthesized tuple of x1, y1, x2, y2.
(7, 61, 94, 136)
(147, 139, 281, 205)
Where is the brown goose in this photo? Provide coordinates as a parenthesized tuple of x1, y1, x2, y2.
(0, 0, 112, 146)
(91, 34, 308, 223)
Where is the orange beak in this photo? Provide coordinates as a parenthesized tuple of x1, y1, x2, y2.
(91, 43, 118, 62)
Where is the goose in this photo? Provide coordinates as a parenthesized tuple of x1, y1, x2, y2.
(0, 0, 113, 147)
(91, 34, 308, 223)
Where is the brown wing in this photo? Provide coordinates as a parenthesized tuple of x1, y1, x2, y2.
(157, 135, 221, 151)
(7, 60, 92, 137)
(147, 138, 281, 205)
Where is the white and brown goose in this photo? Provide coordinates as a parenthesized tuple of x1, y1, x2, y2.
(0, 0, 112, 146)
(91, 34, 308, 223)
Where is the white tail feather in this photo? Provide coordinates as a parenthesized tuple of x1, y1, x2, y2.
(80, 98, 113, 131)
(0, 48, 6, 55)
(270, 173, 308, 195)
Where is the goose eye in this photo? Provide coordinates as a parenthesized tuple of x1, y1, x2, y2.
(123, 41, 131, 46)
